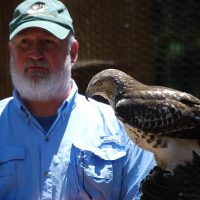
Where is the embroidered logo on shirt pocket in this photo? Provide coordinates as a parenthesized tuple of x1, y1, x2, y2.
(82, 152, 113, 181)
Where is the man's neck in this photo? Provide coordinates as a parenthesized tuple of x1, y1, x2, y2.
(24, 99, 64, 117)
(22, 84, 72, 117)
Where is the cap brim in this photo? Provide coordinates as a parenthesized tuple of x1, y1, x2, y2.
(10, 21, 71, 40)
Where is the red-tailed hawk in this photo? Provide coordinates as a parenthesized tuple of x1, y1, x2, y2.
(85, 68, 200, 198)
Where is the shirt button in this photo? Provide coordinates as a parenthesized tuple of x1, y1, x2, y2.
(45, 137, 49, 142)
(44, 171, 49, 177)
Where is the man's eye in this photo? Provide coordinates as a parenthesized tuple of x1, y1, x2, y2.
(43, 39, 57, 48)
(45, 39, 54, 44)
(20, 39, 29, 46)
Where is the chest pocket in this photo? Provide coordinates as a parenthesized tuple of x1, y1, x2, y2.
(73, 141, 127, 200)
(0, 147, 25, 200)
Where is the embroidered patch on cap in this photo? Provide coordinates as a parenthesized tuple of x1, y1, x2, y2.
(27, 2, 48, 15)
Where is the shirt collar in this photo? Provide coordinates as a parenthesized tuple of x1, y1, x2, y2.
(13, 89, 31, 122)
(57, 79, 79, 120)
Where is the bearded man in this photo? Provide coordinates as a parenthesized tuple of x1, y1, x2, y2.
(0, 0, 155, 199)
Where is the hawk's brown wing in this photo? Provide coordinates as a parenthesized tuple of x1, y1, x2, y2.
(115, 97, 200, 139)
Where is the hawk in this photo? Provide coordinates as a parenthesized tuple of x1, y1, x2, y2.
(85, 68, 200, 198)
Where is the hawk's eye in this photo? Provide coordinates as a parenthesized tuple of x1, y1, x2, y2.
(95, 81, 102, 87)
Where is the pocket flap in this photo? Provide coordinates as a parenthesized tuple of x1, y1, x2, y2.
(0, 147, 25, 164)
(73, 140, 126, 161)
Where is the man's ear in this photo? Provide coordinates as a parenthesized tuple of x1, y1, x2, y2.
(70, 40, 79, 65)
(8, 42, 13, 53)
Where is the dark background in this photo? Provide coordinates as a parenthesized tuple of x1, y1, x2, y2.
(1, 0, 200, 98)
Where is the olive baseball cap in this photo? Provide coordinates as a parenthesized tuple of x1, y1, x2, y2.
(9, 0, 74, 40)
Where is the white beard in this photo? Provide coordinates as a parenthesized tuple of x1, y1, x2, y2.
(10, 56, 71, 101)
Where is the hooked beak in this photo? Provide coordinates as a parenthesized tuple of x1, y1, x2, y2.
(85, 87, 91, 101)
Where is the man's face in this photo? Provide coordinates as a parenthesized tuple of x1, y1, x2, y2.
(9, 28, 76, 101)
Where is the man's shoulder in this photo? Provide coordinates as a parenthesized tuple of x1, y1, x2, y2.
(76, 94, 120, 129)
(0, 97, 14, 114)
(75, 94, 129, 145)
(77, 94, 114, 115)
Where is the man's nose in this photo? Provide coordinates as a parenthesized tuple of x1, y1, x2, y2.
(29, 43, 44, 60)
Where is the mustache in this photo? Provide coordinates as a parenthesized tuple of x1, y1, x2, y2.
(25, 60, 50, 69)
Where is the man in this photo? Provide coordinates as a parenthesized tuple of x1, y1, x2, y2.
(0, 0, 156, 199)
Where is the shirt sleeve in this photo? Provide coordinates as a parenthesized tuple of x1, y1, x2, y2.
(120, 138, 156, 200)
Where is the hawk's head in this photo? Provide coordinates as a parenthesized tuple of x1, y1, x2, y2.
(85, 68, 143, 107)
(85, 69, 118, 101)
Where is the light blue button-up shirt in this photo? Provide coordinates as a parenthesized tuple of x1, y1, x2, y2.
(0, 81, 155, 200)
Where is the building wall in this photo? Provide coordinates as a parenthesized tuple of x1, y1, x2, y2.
(0, 0, 21, 98)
